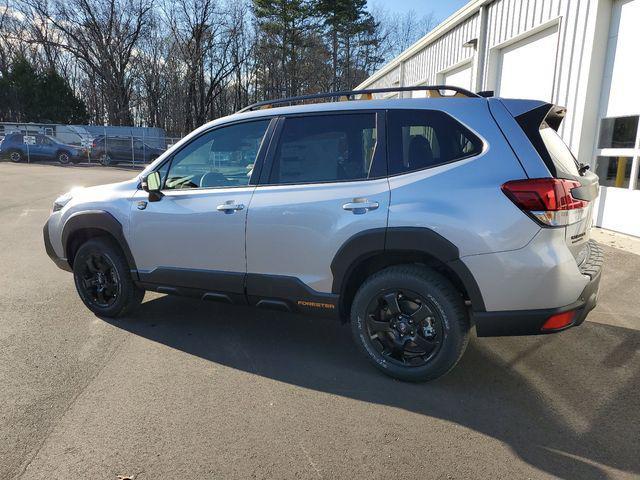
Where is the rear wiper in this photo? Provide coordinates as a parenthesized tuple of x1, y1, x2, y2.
(578, 163, 590, 175)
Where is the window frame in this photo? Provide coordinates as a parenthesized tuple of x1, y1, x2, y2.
(151, 117, 278, 192)
(385, 108, 485, 178)
(257, 110, 387, 186)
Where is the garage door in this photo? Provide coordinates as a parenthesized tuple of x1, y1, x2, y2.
(593, 0, 640, 237)
(442, 62, 472, 90)
(497, 25, 559, 101)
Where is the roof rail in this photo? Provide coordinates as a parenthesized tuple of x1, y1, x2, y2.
(237, 85, 480, 113)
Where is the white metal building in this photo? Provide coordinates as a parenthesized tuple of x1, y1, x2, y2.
(358, 0, 640, 237)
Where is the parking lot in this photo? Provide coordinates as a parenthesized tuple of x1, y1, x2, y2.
(0, 162, 638, 479)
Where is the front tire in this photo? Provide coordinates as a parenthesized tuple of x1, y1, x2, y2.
(350, 265, 469, 382)
(72, 237, 144, 318)
(9, 150, 23, 163)
(99, 153, 113, 166)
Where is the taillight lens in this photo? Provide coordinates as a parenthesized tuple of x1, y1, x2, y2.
(502, 178, 588, 227)
(541, 310, 576, 331)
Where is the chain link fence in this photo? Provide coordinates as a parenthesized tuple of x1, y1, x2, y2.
(0, 123, 181, 168)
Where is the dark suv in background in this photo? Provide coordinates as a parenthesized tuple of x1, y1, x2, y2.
(0, 133, 86, 164)
(91, 136, 165, 166)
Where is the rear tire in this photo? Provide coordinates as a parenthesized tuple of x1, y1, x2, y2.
(57, 151, 71, 164)
(350, 265, 469, 382)
(72, 237, 144, 318)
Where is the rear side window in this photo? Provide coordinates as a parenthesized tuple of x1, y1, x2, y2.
(387, 109, 482, 175)
(268, 113, 381, 184)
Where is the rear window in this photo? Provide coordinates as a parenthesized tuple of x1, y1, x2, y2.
(515, 105, 581, 178)
(539, 125, 580, 177)
(387, 110, 483, 176)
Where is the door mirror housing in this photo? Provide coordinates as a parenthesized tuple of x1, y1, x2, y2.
(142, 171, 163, 201)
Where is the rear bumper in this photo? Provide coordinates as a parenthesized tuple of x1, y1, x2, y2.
(474, 240, 603, 337)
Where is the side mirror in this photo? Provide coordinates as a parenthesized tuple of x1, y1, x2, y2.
(142, 171, 163, 202)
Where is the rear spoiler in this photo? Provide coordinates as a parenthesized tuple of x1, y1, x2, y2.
(500, 99, 567, 177)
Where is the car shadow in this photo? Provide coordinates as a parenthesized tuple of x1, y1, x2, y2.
(106, 294, 640, 479)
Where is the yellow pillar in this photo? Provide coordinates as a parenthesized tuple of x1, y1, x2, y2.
(615, 157, 628, 187)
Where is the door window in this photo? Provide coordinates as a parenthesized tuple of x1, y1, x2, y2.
(164, 120, 271, 190)
(268, 113, 381, 184)
(387, 109, 482, 175)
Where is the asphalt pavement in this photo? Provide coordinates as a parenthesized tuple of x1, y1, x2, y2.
(0, 162, 638, 479)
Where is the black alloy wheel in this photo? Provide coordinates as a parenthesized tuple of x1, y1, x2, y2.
(364, 289, 443, 367)
(77, 252, 121, 308)
(351, 265, 469, 382)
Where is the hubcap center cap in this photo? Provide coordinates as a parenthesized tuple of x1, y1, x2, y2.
(395, 316, 411, 334)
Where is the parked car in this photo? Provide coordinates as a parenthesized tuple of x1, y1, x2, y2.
(43, 86, 602, 382)
(91, 135, 165, 166)
(0, 133, 86, 164)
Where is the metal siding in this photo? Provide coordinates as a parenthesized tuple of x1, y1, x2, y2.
(483, 0, 598, 153)
(399, 14, 479, 86)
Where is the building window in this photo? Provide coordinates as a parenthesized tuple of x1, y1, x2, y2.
(595, 156, 634, 189)
(595, 116, 640, 191)
(598, 116, 639, 149)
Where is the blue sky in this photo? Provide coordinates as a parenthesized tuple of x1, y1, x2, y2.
(368, 0, 470, 21)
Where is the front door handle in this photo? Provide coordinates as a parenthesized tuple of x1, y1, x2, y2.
(216, 201, 245, 213)
(342, 199, 379, 214)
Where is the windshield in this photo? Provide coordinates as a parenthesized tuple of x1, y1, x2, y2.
(539, 125, 580, 177)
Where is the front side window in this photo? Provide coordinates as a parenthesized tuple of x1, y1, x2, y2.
(268, 113, 379, 184)
(164, 120, 270, 190)
(387, 109, 482, 175)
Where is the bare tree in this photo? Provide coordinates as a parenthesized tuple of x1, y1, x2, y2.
(17, 0, 154, 125)
(163, 0, 248, 132)
(375, 7, 437, 63)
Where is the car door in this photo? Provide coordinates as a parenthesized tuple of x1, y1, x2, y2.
(245, 111, 389, 310)
(42, 136, 58, 160)
(130, 118, 274, 298)
(31, 135, 47, 160)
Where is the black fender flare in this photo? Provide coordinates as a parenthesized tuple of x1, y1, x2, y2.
(330, 227, 486, 312)
(61, 210, 137, 273)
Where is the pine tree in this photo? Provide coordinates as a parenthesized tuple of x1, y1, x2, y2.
(1, 56, 87, 124)
(315, 0, 377, 90)
(253, 0, 315, 98)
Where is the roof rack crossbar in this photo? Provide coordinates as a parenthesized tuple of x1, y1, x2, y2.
(237, 85, 480, 113)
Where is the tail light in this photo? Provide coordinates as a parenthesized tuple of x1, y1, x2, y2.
(501, 178, 588, 227)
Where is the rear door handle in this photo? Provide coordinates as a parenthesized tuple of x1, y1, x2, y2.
(216, 201, 245, 213)
(342, 199, 379, 214)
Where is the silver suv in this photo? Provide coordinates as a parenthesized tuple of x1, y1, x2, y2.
(43, 86, 603, 382)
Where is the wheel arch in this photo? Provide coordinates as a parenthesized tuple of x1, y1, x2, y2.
(62, 211, 137, 274)
(332, 227, 486, 320)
